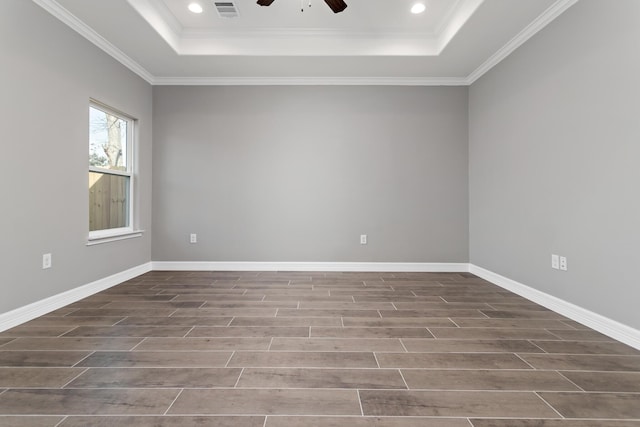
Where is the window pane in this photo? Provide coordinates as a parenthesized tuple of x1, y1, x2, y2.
(89, 172, 130, 231)
(89, 106, 128, 171)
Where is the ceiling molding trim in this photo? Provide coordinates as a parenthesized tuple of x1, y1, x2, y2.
(32, 0, 155, 84)
(152, 76, 470, 86)
(466, 0, 579, 84)
(436, 0, 484, 53)
(126, 0, 182, 53)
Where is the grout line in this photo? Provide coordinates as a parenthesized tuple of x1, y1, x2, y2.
(556, 370, 586, 392)
(3, 385, 640, 392)
(514, 353, 537, 370)
(54, 416, 68, 427)
(71, 351, 96, 368)
(224, 351, 235, 367)
(263, 415, 268, 427)
(448, 318, 461, 328)
(528, 340, 548, 353)
(112, 317, 128, 326)
(373, 352, 381, 368)
(227, 317, 235, 327)
(233, 367, 245, 388)
(57, 327, 78, 337)
(308, 327, 311, 338)
(399, 339, 409, 353)
(356, 389, 365, 416)
(163, 388, 184, 415)
(268, 337, 274, 351)
(60, 367, 90, 388)
(535, 391, 565, 418)
(129, 337, 148, 351)
(425, 327, 435, 339)
(465, 418, 475, 427)
(560, 320, 581, 330)
(183, 326, 195, 338)
(391, 302, 398, 311)
(0, 338, 17, 348)
(398, 369, 410, 389)
(546, 329, 565, 340)
(167, 309, 179, 318)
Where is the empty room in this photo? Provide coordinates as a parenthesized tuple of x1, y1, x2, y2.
(1, 0, 639, 425)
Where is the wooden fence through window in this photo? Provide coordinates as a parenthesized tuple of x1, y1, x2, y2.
(89, 172, 128, 231)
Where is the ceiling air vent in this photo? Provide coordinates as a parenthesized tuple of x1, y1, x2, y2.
(213, 1, 239, 18)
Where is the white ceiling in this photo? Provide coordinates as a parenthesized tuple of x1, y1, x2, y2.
(33, 0, 578, 85)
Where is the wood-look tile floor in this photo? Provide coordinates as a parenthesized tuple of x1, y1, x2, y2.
(1, 271, 639, 426)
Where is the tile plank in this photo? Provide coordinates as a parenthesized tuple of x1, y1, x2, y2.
(59, 416, 265, 427)
(0, 389, 179, 415)
(169, 389, 361, 415)
(360, 390, 559, 417)
(237, 368, 406, 389)
(228, 351, 378, 368)
(540, 392, 640, 419)
(66, 367, 242, 388)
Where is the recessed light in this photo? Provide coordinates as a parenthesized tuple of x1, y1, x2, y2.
(188, 2, 204, 13)
(411, 3, 426, 14)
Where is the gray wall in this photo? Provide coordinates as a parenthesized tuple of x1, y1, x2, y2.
(153, 86, 468, 262)
(0, 1, 153, 313)
(469, 0, 640, 328)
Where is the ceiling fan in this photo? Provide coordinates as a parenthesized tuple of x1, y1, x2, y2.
(257, 0, 348, 14)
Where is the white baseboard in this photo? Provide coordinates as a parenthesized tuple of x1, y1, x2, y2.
(151, 261, 469, 273)
(0, 262, 153, 333)
(3, 259, 638, 351)
(469, 264, 640, 351)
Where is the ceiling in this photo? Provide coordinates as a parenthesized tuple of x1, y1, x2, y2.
(33, 0, 578, 85)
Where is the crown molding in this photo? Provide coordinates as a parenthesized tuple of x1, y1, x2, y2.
(152, 76, 470, 86)
(32, 0, 577, 87)
(32, 0, 155, 84)
(466, 0, 580, 84)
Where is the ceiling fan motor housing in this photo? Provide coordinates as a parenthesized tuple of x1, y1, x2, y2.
(256, 0, 347, 13)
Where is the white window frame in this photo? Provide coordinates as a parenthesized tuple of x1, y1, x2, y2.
(88, 100, 141, 244)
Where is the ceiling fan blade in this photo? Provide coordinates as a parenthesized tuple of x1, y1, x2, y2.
(324, 0, 347, 13)
(257, 0, 275, 6)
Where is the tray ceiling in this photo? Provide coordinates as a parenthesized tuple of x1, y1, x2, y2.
(33, 0, 578, 85)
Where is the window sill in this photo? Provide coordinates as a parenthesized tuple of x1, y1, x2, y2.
(87, 230, 144, 246)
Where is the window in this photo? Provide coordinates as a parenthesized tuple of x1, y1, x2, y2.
(88, 102, 137, 242)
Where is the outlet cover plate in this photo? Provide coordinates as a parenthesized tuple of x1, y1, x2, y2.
(42, 253, 52, 269)
(559, 256, 567, 271)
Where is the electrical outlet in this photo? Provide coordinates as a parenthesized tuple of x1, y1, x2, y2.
(190, 233, 197, 244)
(551, 254, 559, 270)
(42, 253, 52, 269)
(559, 256, 567, 271)
(360, 234, 367, 245)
